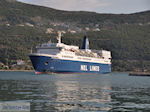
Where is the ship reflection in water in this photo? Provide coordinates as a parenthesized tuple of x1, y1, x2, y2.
(0, 72, 150, 111)
(55, 75, 112, 111)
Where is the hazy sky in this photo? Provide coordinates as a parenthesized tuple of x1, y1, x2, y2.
(17, 0, 150, 14)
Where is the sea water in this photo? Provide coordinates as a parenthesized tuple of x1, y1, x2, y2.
(0, 71, 150, 112)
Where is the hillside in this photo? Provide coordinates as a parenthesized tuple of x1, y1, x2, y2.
(0, 0, 150, 25)
(0, 0, 150, 71)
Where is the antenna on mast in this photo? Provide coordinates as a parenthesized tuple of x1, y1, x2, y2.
(30, 47, 33, 53)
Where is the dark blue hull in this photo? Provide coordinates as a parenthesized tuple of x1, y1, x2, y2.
(29, 55, 111, 74)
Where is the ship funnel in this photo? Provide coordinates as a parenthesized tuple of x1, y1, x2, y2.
(81, 36, 89, 50)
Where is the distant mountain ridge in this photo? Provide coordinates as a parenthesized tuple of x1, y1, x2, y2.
(0, 0, 150, 26)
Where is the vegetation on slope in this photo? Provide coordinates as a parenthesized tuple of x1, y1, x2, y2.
(0, 0, 150, 71)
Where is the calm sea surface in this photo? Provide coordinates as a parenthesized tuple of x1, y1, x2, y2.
(0, 72, 150, 112)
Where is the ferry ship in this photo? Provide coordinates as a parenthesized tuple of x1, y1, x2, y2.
(29, 32, 111, 74)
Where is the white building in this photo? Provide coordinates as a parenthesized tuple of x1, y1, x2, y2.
(46, 28, 54, 34)
(17, 60, 25, 65)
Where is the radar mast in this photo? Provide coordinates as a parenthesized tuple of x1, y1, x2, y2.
(57, 31, 62, 44)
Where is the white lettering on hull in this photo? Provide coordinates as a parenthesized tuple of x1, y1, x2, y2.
(80, 65, 100, 71)
(80, 65, 88, 71)
(89, 66, 99, 71)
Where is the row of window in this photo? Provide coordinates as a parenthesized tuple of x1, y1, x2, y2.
(44, 60, 101, 66)
(62, 56, 74, 58)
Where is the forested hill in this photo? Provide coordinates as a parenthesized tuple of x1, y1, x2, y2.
(0, 0, 150, 71)
(0, 0, 150, 25)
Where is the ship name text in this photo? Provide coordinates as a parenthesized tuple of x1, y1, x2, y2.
(80, 65, 100, 71)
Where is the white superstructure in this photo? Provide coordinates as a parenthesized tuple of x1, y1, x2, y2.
(34, 32, 111, 65)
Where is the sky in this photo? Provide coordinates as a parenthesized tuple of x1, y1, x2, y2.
(17, 0, 150, 14)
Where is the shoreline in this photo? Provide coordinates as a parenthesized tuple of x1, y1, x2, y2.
(0, 70, 149, 73)
(0, 70, 128, 72)
(0, 70, 34, 72)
